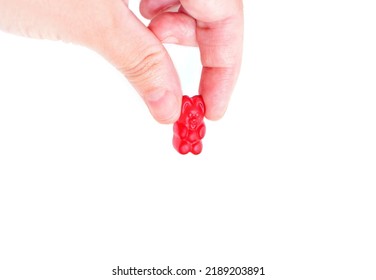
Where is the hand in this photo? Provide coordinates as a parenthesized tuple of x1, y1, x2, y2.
(0, 0, 243, 123)
(144, 0, 243, 121)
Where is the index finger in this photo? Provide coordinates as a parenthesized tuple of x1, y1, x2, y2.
(181, 0, 244, 120)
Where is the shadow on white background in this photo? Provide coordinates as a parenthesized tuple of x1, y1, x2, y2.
(0, 1, 375, 279)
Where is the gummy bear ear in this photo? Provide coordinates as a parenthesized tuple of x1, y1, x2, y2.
(193, 96, 205, 114)
(182, 96, 192, 113)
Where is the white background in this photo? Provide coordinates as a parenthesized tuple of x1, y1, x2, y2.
(1, 1, 375, 279)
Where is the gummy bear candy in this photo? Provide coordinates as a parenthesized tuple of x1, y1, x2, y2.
(173, 95, 206, 155)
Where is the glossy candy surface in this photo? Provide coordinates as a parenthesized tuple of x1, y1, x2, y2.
(173, 95, 206, 155)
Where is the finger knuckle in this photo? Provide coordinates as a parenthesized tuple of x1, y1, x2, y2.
(120, 46, 166, 86)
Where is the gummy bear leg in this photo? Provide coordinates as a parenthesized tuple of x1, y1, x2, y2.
(178, 142, 191, 155)
(191, 142, 203, 155)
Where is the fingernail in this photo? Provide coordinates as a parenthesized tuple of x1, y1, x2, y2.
(145, 91, 180, 124)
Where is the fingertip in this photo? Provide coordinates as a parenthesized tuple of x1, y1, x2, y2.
(180, 0, 242, 22)
(144, 91, 181, 124)
(148, 12, 198, 47)
(139, 0, 153, 19)
(140, 0, 180, 19)
(199, 66, 237, 122)
(205, 111, 225, 121)
(203, 101, 228, 121)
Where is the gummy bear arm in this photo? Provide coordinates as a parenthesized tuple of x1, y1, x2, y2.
(198, 124, 206, 139)
(174, 123, 188, 138)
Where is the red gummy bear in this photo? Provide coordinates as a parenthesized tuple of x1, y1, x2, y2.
(173, 95, 206, 155)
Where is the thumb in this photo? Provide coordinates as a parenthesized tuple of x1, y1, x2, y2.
(91, 7, 182, 124)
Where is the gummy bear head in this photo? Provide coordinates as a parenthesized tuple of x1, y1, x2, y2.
(181, 95, 205, 131)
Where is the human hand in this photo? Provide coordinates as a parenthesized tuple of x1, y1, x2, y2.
(0, 0, 243, 123)
(144, 0, 243, 121)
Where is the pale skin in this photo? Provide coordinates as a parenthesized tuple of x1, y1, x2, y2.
(0, 0, 243, 124)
